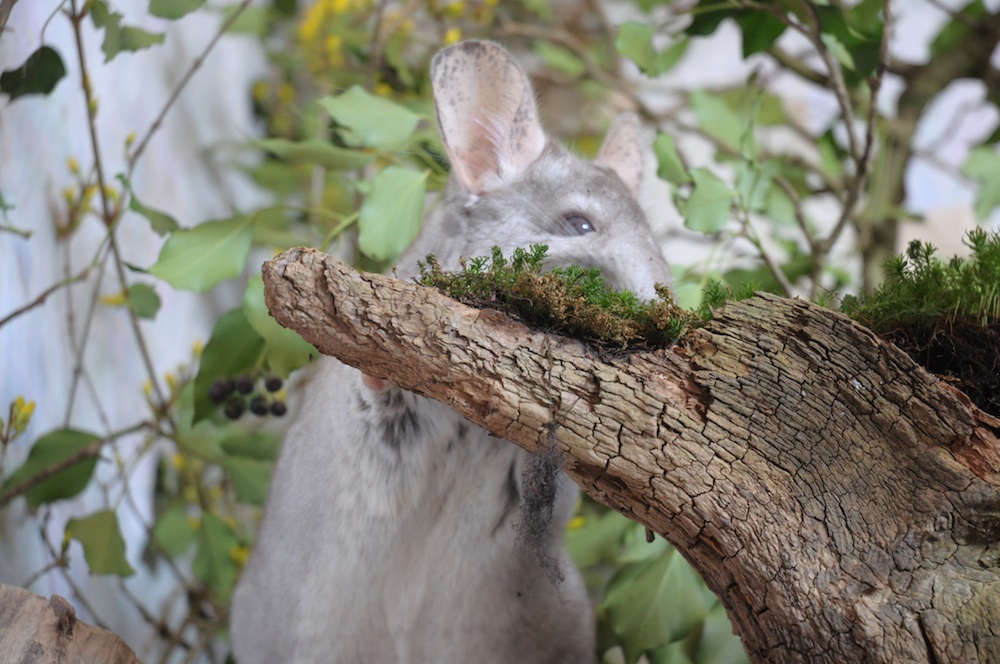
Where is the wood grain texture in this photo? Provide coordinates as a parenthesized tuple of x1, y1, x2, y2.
(0, 584, 141, 664)
(263, 247, 1000, 663)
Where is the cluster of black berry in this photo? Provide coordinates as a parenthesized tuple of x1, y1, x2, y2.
(209, 375, 287, 420)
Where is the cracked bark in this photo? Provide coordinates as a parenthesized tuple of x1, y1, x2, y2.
(262, 247, 1000, 664)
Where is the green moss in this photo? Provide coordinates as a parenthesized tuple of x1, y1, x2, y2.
(840, 229, 1000, 418)
(418, 244, 701, 350)
(841, 228, 1000, 330)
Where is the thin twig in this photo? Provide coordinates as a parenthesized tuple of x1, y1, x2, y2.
(64, 244, 111, 425)
(126, 0, 255, 174)
(819, 0, 892, 255)
(774, 174, 817, 254)
(68, 0, 174, 431)
(0, 265, 91, 329)
(768, 45, 829, 87)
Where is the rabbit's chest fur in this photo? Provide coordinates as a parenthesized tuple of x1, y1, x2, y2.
(240, 358, 588, 663)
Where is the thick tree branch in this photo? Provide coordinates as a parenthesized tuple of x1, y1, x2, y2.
(263, 248, 1000, 663)
(0, 584, 141, 663)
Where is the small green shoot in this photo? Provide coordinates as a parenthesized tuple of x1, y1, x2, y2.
(842, 228, 1000, 329)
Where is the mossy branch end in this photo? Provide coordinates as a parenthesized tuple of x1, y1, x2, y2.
(842, 229, 1000, 417)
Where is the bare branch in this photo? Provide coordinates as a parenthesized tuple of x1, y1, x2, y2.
(0, 265, 91, 329)
(126, 0, 255, 173)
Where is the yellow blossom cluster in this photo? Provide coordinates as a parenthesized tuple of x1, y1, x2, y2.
(298, 0, 371, 43)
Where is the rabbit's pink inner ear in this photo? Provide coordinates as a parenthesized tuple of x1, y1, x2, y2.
(595, 112, 643, 198)
(432, 41, 546, 194)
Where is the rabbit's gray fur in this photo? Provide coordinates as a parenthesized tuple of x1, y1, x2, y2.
(230, 40, 672, 664)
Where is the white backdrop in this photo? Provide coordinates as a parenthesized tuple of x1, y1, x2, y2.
(1, 0, 997, 661)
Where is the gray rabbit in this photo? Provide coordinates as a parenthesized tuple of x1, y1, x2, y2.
(230, 40, 672, 663)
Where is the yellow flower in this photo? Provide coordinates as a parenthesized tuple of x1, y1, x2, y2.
(251, 81, 269, 103)
(443, 0, 464, 19)
(277, 82, 296, 106)
(67, 157, 80, 175)
(102, 184, 119, 204)
(171, 453, 186, 470)
(324, 34, 343, 63)
(374, 82, 393, 97)
(444, 27, 462, 45)
(230, 544, 251, 567)
(567, 515, 586, 531)
(100, 290, 127, 306)
(298, 5, 324, 43)
(10, 396, 35, 438)
(126, 131, 137, 148)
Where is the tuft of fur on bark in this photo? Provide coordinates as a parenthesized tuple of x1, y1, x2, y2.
(516, 441, 566, 585)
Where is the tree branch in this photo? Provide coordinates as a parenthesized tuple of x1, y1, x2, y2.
(262, 248, 1000, 663)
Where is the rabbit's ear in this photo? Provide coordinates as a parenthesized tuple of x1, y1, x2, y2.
(595, 113, 643, 198)
(432, 41, 547, 195)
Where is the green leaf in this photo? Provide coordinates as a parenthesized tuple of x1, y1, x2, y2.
(127, 283, 161, 319)
(602, 551, 707, 660)
(616, 22, 657, 76)
(101, 21, 165, 62)
(149, 0, 205, 19)
(151, 503, 197, 557)
(689, 90, 742, 152)
(255, 138, 375, 171)
(565, 510, 633, 568)
(148, 215, 254, 291)
(243, 275, 316, 377)
(813, 5, 881, 81)
(221, 4, 269, 34)
(690, 601, 749, 664)
(223, 456, 272, 505)
(617, 522, 671, 563)
(117, 174, 179, 235)
(358, 167, 427, 262)
(679, 168, 732, 233)
(91, 0, 164, 61)
(535, 40, 585, 78)
(250, 206, 312, 248)
(962, 147, 1000, 220)
(0, 46, 66, 100)
(1, 429, 100, 508)
(66, 510, 135, 576)
(655, 37, 689, 74)
(653, 133, 689, 186)
(817, 130, 844, 180)
(318, 86, 422, 149)
(685, 0, 733, 36)
(735, 160, 778, 212)
(930, 1, 985, 56)
(193, 513, 240, 601)
(192, 308, 266, 423)
(735, 11, 787, 57)
(218, 428, 279, 461)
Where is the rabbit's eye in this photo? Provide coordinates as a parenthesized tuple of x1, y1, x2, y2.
(564, 214, 595, 235)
